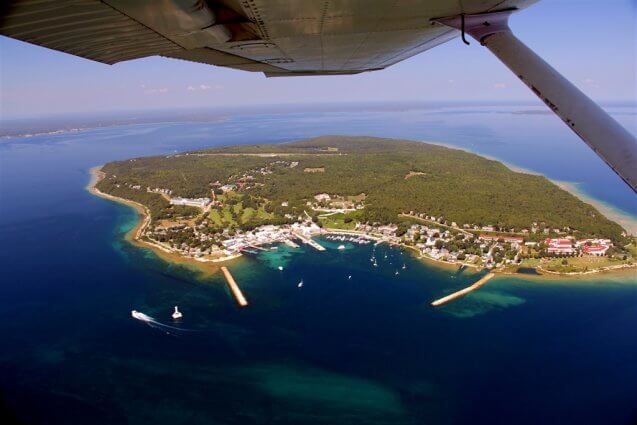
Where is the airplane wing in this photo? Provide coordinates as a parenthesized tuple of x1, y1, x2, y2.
(0, 0, 535, 76)
(1, 0, 635, 191)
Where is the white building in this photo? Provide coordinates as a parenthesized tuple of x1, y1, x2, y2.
(170, 197, 211, 208)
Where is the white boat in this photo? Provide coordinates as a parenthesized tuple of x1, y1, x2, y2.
(402, 264, 406, 270)
(131, 310, 142, 319)
(337, 244, 346, 250)
(395, 270, 399, 276)
(373, 260, 378, 267)
(297, 280, 304, 288)
(348, 275, 352, 280)
(278, 266, 284, 271)
(172, 306, 182, 320)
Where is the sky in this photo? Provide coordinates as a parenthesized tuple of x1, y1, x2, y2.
(0, 0, 635, 120)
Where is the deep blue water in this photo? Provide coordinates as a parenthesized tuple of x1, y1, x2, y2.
(1, 104, 636, 424)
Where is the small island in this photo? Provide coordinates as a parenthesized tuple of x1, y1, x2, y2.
(90, 136, 636, 277)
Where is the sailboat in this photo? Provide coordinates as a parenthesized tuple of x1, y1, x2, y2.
(297, 280, 304, 288)
(402, 264, 406, 270)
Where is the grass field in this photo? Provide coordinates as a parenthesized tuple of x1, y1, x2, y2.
(520, 255, 633, 273)
(207, 199, 274, 228)
(319, 210, 363, 230)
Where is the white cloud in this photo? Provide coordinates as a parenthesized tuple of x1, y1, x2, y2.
(144, 87, 168, 95)
(187, 84, 223, 92)
(583, 78, 599, 88)
(493, 83, 507, 89)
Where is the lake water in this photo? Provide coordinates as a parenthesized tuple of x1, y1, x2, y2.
(0, 104, 636, 424)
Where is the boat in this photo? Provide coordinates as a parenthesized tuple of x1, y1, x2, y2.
(278, 266, 283, 271)
(337, 244, 346, 250)
(373, 260, 378, 267)
(402, 264, 406, 270)
(297, 280, 304, 288)
(395, 270, 399, 276)
(172, 306, 182, 320)
(131, 310, 142, 319)
(348, 275, 352, 280)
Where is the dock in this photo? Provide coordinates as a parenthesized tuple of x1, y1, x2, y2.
(292, 232, 326, 251)
(431, 273, 495, 307)
(220, 266, 248, 307)
(284, 239, 300, 248)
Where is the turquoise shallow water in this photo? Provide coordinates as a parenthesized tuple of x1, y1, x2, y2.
(0, 105, 636, 424)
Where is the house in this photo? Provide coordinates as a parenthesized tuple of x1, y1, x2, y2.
(220, 184, 236, 192)
(314, 193, 331, 202)
(480, 234, 524, 244)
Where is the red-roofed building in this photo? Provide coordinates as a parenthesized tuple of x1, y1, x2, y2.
(545, 238, 575, 255)
(582, 245, 610, 256)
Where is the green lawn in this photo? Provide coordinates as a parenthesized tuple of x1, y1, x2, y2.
(208, 209, 223, 226)
(522, 255, 633, 273)
(319, 210, 363, 230)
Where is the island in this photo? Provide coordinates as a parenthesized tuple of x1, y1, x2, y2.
(89, 136, 636, 277)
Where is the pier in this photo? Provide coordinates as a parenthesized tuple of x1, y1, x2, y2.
(221, 266, 248, 307)
(292, 232, 326, 251)
(284, 239, 300, 248)
(431, 273, 495, 307)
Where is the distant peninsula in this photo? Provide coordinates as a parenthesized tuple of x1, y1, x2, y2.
(90, 136, 636, 276)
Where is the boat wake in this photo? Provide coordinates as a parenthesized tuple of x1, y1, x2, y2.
(131, 310, 195, 333)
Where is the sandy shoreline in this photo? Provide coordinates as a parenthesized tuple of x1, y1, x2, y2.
(553, 180, 637, 236)
(87, 166, 242, 277)
(421, 139, 636, 236)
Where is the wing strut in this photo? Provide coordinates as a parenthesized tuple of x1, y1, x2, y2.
(435, 10, 637, 192)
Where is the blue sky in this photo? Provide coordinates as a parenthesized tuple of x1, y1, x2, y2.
(1, 0, 635, 119)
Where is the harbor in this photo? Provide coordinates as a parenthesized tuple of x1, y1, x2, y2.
(292, 231, 326, 251)
(431, 273, 495, 307)
(221, 266, 248, 307)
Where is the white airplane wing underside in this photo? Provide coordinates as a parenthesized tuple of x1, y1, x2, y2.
(0, 0, 536, 75)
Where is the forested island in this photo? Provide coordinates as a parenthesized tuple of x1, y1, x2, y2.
(91, 136, 635, 275)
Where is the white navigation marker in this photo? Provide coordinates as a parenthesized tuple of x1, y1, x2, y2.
(172, 306, 182, 320)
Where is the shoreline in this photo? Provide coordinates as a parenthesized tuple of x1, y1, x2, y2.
(88, 166, 635, 281)
(553, 180, 637, 236)
(421, 139, 636, 236)
(87, 166, 241, 277)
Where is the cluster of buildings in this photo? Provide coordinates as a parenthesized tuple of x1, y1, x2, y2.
(311, 193, 365, 212)
(405, 212, 575, 236)
(545, 238, 612, 256)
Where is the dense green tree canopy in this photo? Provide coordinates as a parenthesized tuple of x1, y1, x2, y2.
(97, 136, 625, 240)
